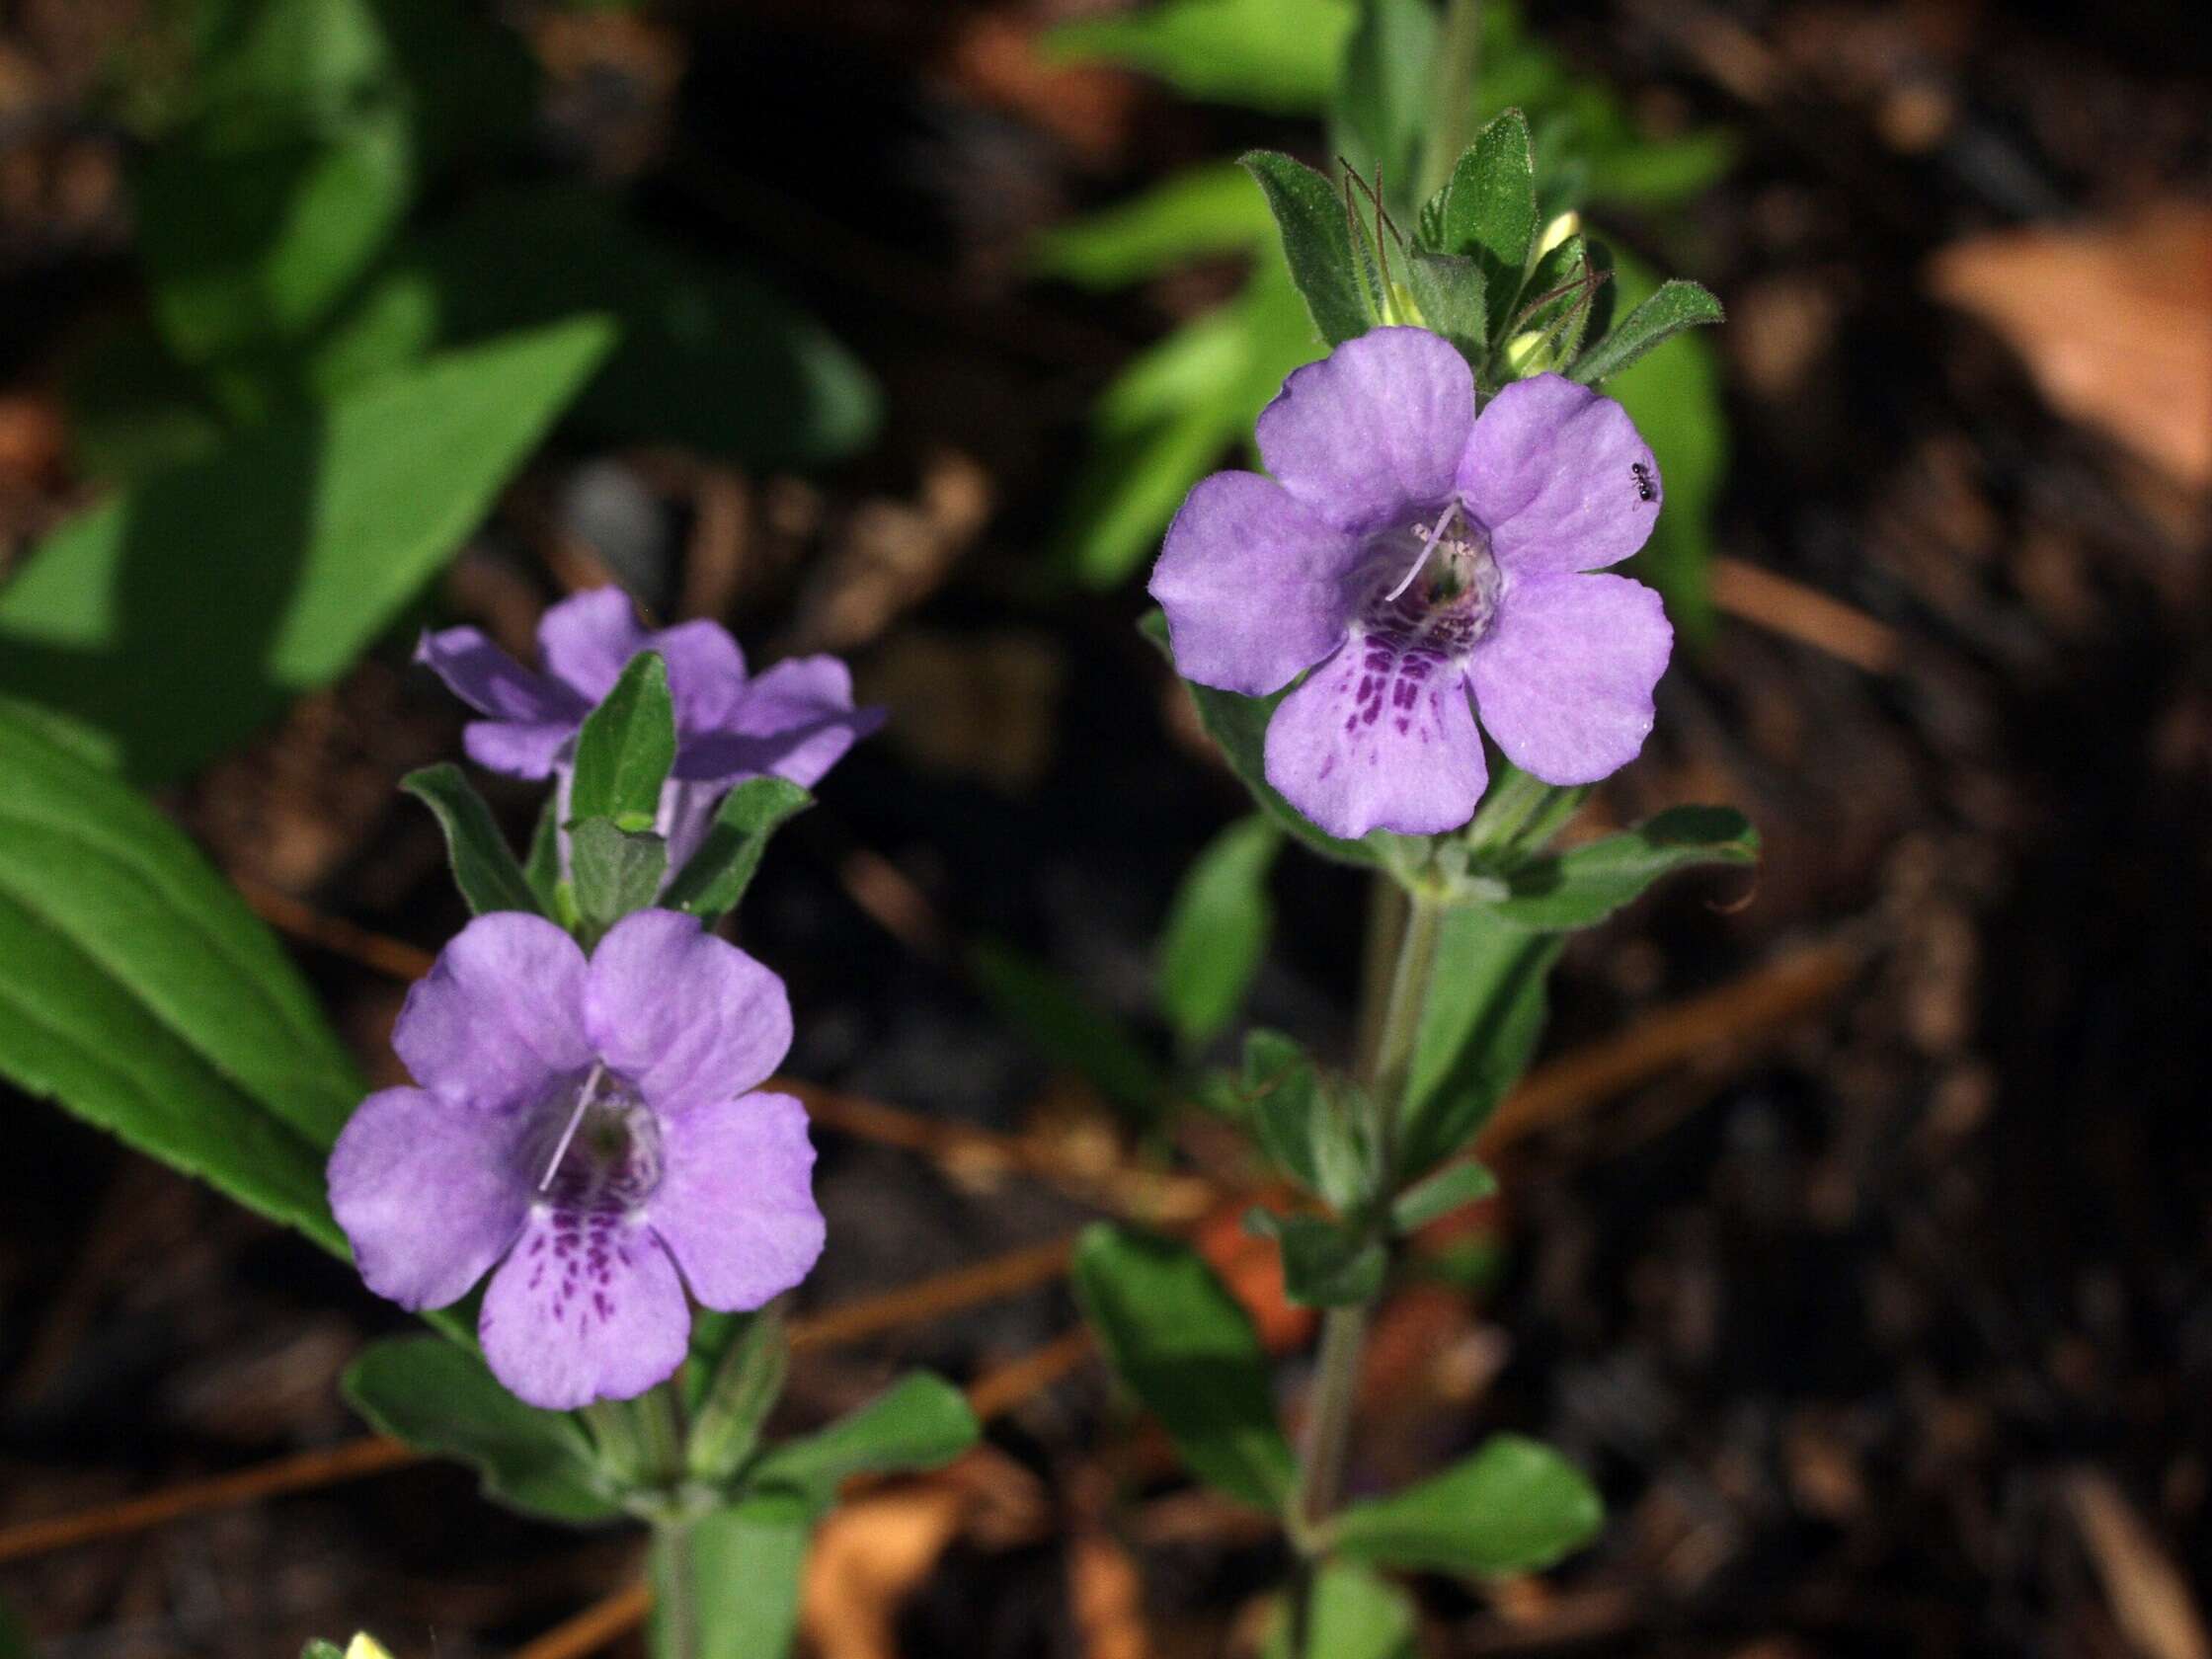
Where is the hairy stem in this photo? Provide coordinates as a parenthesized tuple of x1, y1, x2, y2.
(650, 1517, 700, 1659)
(1289, 886, 1446, 1650)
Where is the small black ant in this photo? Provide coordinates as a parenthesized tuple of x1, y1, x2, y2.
(1630, 461, 1657, 504)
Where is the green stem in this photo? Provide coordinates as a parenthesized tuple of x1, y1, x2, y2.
(650, 1518, 701, 1659)
(1420, 0, 1485, 202)
(1288, 888, 1446, 1653)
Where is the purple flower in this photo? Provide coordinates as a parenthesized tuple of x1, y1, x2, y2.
(418, 588, 882, 865)
(329, 909, 824, 1409)
(1149, 327, 1673, 839)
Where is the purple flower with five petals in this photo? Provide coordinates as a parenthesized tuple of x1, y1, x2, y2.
(1149, 327, 1673, 839)
(328, 909, 823, 1409)
(418, 588, 882, 866)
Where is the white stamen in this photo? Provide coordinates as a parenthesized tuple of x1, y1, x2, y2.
(1383, 501, 1462, 602)
(538, 1061, 607, 1191)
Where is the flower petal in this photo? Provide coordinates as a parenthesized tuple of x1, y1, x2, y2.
(1256, 327, 1474, 532)
(329, 1086, 531, 1310)
(1262, 637, 1488, 838)
(1457, 374, 1660, 575)
(1149, 471, 1362, 696)
(650, 1090, 824, 1310)
(395, 913, 593, 1109)
(538, 588, 650, 702)
(462, 719, 577, 780)
(479, 1210, 690, 1408)
(584, 910, 793, 1114)
(674, 656, 883, 786)
(1467, 572, 1671, 783)
(645, 618, 749, 735)
(417, 627, 580, 724)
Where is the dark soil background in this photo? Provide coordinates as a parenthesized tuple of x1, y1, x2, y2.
(2, 0, 2209, 1654)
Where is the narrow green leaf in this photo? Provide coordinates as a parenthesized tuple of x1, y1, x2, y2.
(971, 939, 1165, 1121)
(662, 777, 813, 923)
(299, 1645, 346, 1659)
(524, 792, 563, 911)
(1246, 1210, 1386, 1307)
(1389, 1159, 1496, 1233)
(1571, 279, 1724, 385)
(1490, 806, 1758, 931)
(401, 763, 542, 917)
(684, 1310, 788, 1482)
(1505, 232, 1596, 374)
(1331, 1433, 1603, 1575)
(1404, 250, 1487, 357)
(1397, 910, 1563, 1177)
(1241, 1029, 1323, 1191)
(1030, 162, 1277, 289)
(1043, 0, 1357, 115)
(1329, 0, 1439, 194)
(0, 706, 360, 1252)
(569, 821, 669, 944)
(0, 317, 614, 781)
(1141, 611, 1380, 866)
(1239, 151, 1377, 347)
(1070, 1224, 1295, 1509)
(1440, 111, 1538, 335)
(745, 1373, 979, 1511)
(1157, 816, 1279, 1051)
(343, 1336, 619, 1524)
(567, 651, 675, 830)
(651, 1501, 810, 1659)
(1260, 1562, 1418, 1659)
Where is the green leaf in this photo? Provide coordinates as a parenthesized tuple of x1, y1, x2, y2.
(1329, 0, 1439, 196)
(1261, 1562, 1418, 1659)
(1606, 253, 1727, 642)
(1239, 151, 1376, 348)
(569, 821, 669, 944)
(1030, 162, 1277, 289)
(1246, 1209, 1386, 1307)
(299, 1644, 346, 1659)
(1403, 250, 1486, 357)
(651, 1502, 810, 1659)
(970, 939, 1165, 1121)
(662, 777, 813, 924)
(684, 1311, 788, 1482)
(1571, 278, 1724, 385)
(1440, 111, 1538, 336)
(1505, 232, 1596, 372)
(343, 1336, 619, 1524)
(400, 763, 542, 917)
(746, 1373, 979, 1511)
(311, 186, 877, 467)
(1156, 816, 1279, 1051)
(1389, 1158, 1496, 1232)
(1241, 1029, 1323, 1190)
(1058, 259, 1321, 590)
(1140, 611, 1382, 866)
(1044, 0, 1356, 115)
(63, 321, 228, 484)
(1070, 1224, 1295, 1509)
(0, 317, 613, 782)
(0, 706, 360, 1252)
(0, 1593, 34, 1659)
(524, 793, 564, 912)
(1331, 1433, 1603, 1575)
(567, 651, 675, 830)
(135, 0, 534, 366)
(1490, 806, 1757, 931)
(1397, 910, 1563, 1177)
